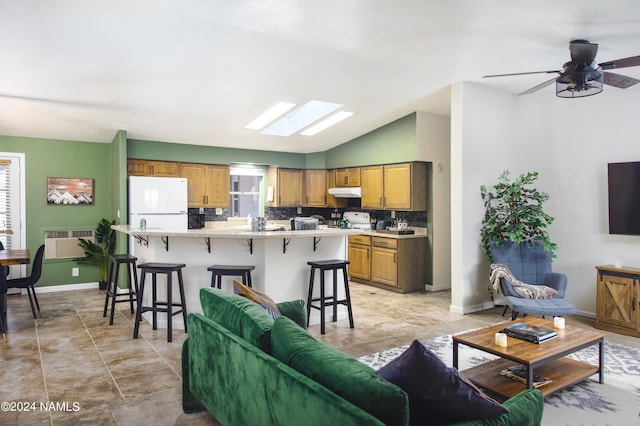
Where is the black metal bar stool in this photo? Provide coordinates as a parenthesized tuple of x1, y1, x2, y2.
(306, 259, 354, 334)
(207, 265, 255, 290)
(133, 262, 187, 342)
(103, 254, 139, 325)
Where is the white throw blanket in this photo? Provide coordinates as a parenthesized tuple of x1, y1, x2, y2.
(489, 263, 558, 299)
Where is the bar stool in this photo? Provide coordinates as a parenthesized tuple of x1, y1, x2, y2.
(306, 259, 354, 334)
(207, 265, 255, 290)
(133, 262, 187, 342)
(103, 254, 138, 325)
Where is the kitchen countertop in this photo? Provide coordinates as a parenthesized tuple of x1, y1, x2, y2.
(112, 224, 363, 239)
(358, 227, 428, 239)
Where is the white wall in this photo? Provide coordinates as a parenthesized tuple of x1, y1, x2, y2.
(518, 89, 640, 316)
(416, 112, 451, 290)
(452, 81, 640, 317)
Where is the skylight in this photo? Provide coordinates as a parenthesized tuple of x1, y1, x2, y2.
(244, 102, 297, 130)
(244, 100, 353, 136)
(301, 111, 354, 136)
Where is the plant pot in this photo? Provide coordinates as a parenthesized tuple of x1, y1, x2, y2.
(99, 280, 108, 291)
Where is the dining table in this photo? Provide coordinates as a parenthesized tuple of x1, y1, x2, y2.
(0, 249, 31, 340)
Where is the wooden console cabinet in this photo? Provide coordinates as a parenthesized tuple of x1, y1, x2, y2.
(595, 265, 640, 337)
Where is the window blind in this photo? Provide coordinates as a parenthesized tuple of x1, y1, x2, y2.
(0, 159, 12, 249)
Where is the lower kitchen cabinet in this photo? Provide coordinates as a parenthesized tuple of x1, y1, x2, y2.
(347, 235, 371, 280)
(348, 234, 426, 293)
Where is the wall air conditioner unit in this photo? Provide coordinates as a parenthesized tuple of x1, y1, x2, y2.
(44, 229, 94, 260)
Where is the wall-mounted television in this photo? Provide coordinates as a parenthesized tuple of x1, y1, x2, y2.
(608, 161, 640, 235)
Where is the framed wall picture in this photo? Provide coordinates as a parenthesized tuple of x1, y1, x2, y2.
(47, 177, 94, 205)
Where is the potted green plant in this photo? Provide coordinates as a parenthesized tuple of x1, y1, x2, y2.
(76, 218, 116, 290)
(480, 170, 557, 260)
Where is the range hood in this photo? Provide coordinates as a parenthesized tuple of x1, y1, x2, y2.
(328, 187, 361, 198)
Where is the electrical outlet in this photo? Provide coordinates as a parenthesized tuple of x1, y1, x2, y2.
(72, 267, 79, 277)
(215, 208, 222, 215)
(297, 207, 302, 214)
(391, 210, 396, 219)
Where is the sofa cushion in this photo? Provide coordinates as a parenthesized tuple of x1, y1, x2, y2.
(233, 280, 281, 318)
(376, 340, 508, 426)
(450, 389, 543, 426)
(271, 316, 409, 426)
(199, 288, 274, 353)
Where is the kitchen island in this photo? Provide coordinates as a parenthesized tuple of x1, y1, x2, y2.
(112, 224, 362, 328)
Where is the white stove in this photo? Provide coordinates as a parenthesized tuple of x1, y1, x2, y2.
(342, 211, 372, 230)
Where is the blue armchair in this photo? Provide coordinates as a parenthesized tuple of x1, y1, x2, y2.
(489, 241, 576, 320)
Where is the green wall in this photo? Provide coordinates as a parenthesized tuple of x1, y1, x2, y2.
(325, 113, 418, 168)
(0, 135, 112, 286)
(128, 139, 308, 168)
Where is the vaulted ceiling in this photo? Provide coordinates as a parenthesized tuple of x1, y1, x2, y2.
(1, 1, 639, 153)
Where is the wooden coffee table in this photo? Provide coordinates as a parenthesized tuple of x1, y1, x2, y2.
(452, 317, 604, 398)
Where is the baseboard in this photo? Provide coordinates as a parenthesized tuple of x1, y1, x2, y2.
(449, 300, 494, 314)
(34, 282, 99, 293)
(575, 309, 596, 319)
(425, 283, 451, 292)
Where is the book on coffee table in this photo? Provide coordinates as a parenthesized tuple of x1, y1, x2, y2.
(499, 366, 553, 388)
(502, 322, 558, 344)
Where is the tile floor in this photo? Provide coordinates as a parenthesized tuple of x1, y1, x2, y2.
(1, 283, 638, 425)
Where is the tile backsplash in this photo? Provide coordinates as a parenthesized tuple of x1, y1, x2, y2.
(193, 207, 427, 228)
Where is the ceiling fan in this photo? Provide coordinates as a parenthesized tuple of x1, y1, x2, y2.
(483, 39, 640, 98)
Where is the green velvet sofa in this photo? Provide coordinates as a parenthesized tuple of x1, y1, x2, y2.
(182, 288, 543, 426)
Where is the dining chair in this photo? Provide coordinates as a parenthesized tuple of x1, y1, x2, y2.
(6, 244, 44, 319)
(0, 241, 9, 279)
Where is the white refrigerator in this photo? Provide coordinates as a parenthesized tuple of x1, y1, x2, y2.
(129, 176, 188, 231)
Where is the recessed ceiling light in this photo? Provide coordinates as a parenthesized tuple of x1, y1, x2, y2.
(261, 100, 342, 137)
(301, 111, 354, 136)
(244, 102, 296, 130)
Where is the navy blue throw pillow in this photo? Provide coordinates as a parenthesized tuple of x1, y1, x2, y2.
(376, 340, 508, 425)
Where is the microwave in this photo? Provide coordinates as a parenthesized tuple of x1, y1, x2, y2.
(188, 213, 205, 229)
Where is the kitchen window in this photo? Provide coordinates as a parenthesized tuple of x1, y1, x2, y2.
(229, 166, 265, 217)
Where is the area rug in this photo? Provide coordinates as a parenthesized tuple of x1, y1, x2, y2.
(359, 333, 640, 426)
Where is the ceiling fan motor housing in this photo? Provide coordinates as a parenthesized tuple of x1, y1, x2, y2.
(556, 63, 603, 97)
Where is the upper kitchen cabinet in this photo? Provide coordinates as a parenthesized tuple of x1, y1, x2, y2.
(127, 159, 180, 177)
(266, 167, 303, 207)
(326, 170, 347, 208)
(181, 163, 230, 208)
(361, 162, 427, 211)
(335, 168, 361, 187)
(303, 169, 328, 207)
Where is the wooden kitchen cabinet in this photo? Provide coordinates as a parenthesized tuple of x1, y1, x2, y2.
(360, 162, 427, 211)
(266, 167, 303, 207)
(348, 235, 371, 280)
(181, 163, 230, 208)
(371, 237, 400, 287)
(360, 166, 384, 209)
(326, 170, 347, 208)
(348, 234, 426, 293)
(596, 265, 640, 337)
(303, 169, 327, 207)
(335, 168, 361, 187)
(127, 159, 180, 177)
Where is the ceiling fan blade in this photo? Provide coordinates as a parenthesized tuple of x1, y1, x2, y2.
(599, 55, 640, 70)
(569, 40, 598, 64)
(518, 76, 558, 96)
(602, 72, 640, 89)
(483, 70, 560, 78)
